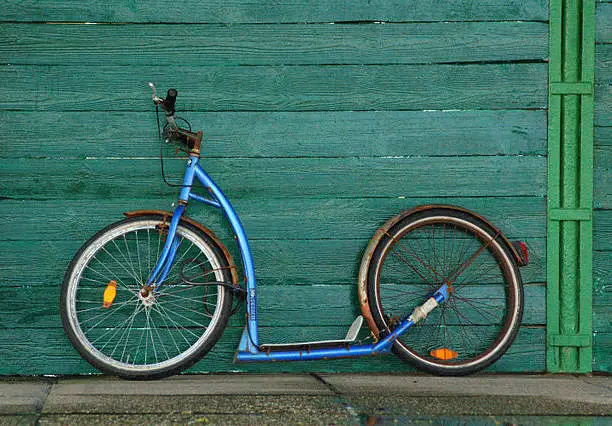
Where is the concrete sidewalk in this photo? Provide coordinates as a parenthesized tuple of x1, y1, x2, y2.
(0, 374, 610, 425)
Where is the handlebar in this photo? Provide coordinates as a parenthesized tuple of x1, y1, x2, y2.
(162, 88, 177, 114)
(149, 82, 203, 155)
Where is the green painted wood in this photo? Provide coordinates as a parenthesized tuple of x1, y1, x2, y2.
(592, 333, 611, 372)
(595, 125, 612, 146)
(0, 326, 546, 375)
(0, 64, 548, 112)
(0, 237, 546, 288)
(0, 284, 546, 330)
(0, 197, 547, 242)
(594, 210, 612, 250)
(0, 156, 547, 200)
(547, 0, 563, 374)
(593, 0, 611, 373)
(550, 82, 594, 94)
(593, 289, 611, 333)
(0, 110, 547, 159)
(0, 0, 554, 376)
(595, 43, 612, 126)
(547, 0, 597, 374)
(595, 86, 612, 126)
(594, 250, 612, 300)
(559, 0, 582, 372)
(0, 22, 548, 66)
(580, 0, 596, 374)
(0, 0, 549, 23)
(594, 145, 612, 208)
(596, 2, 612, 42)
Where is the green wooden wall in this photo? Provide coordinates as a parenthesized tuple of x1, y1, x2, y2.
(0, 1, 552, 374)
(593, 0, 612, 372)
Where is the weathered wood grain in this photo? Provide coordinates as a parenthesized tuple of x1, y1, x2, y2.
(593, 333, 611, 372)
(0, 110, 547, 159)
(0, 326, 545, 375)
(0, 237, 546, 287)
(594, 145, 611, 209)
(0, 0, 549, 24)
(594, 251, 611, 309)
(595, 87, 611, 127)
(595, 43, 611, 126)
(597, 2, 612, 43)
(0, 156, 547, 200)
(0, 0, 555, 376)
(596, 126, 611, 146)
(0, 197, 547, 242)
(0, 22, 548, 66)
(594, 210, 612, 251)
(0, 284, 546, 330)
(0, 64, 548, 112)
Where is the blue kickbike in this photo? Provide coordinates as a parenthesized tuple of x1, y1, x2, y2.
(60, 85, 529, 379)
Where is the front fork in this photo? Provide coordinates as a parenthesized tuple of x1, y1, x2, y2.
(145, 204, 186, 292)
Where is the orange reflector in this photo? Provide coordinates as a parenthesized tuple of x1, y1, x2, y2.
(102, 280, 117, 308)
(430, 348, 458, 360)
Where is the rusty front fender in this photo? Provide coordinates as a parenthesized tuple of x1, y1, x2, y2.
(123, 209, 239, 287)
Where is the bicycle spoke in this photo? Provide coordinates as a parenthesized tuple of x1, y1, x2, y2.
(108, 238, 142, 284)
(161, 299, 214, 319)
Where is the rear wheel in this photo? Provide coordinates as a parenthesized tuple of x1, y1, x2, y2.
(61, 216, 233, 379)
(366, 208, 523, 375)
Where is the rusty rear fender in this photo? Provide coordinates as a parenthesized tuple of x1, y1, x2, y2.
(357, 204, 527, 339)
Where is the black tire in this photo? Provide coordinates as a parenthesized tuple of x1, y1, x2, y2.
(60, 215, 233, 379)
(366, 208, 523, 376)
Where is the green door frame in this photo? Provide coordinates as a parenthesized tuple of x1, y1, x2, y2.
(547, 0, 596, 373)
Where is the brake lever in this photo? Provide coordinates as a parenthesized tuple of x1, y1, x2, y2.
(148, 82, 163, 105)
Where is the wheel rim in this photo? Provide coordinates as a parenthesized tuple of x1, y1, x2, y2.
(373, 216, 520, 370)
(65, 220, 227, 373)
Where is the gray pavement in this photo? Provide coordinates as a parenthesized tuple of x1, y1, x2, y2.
(0, 373, 610, 425)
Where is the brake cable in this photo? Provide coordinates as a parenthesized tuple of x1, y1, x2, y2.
(154, 105, 193, 188)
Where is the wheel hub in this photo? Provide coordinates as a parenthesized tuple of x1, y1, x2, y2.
(138, 286, 156, 307)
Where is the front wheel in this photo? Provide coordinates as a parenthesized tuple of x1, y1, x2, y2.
(366, 208, 523, 375)
(61, 216, 233, 379)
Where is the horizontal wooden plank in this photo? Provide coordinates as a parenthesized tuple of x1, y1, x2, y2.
(0, 0, 549, 24)
(0, 283, 546, 330)
(0, 237, 546, 288)
(0, 109, 547, 159)
(594, 251, 611, 310)
(596, 43, 611, 83)
(0, 63, 548, 112)
(0, 156, 547, 200)
(595, 86, 612, 127)
(594, 300, 611, 334)
(595, 125, 612, 146)
(594, 145, 612, 209)
(597, 2, 612, 43)
(0, 22, 548, 66)
(594, 210, 612, 251)
(595, 43, 611, 126)
(0, 326, 545, 375)
(593, 333, 611, 372)
(0, 197, 547, 242)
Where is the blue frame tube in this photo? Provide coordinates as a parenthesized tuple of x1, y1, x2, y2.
(146, 203, 186, 288)
(236, 284, 449, 362)
(151, 154, 451, 360)
(193, 160, 260, 346)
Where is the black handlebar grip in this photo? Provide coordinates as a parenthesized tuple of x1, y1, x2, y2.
(163, 88, 178, 113)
